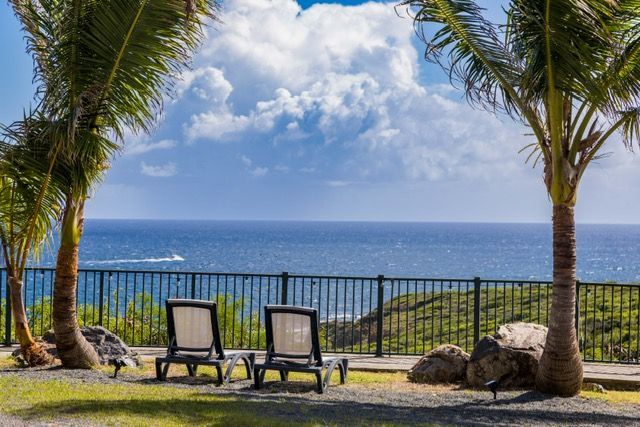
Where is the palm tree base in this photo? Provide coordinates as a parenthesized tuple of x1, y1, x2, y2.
(535, 350, 583, 397)
(20, 341, 54, 367)
(54, 327, 100, 369)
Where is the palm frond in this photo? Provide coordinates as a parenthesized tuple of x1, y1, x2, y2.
(43, 0, 217, 138)
(404, 1, 521, 113)
(0, 114, 66, 269)
(508, 0, 615, 103)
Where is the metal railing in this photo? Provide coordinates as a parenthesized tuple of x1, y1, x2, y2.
(0, 268, 638, 364)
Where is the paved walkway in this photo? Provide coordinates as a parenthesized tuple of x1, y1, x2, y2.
(2, 345, 639, 389)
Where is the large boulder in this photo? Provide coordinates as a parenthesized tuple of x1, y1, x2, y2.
(408, 344, 470, 383)
(466, 322, 547, 388)
(42, 326, 141, 367)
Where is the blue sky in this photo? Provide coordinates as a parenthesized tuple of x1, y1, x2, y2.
(2, 0, 640, 223)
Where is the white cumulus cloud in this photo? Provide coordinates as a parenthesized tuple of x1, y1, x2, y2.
(251, 166, 269, 177)
(140, 162, 177, 177)
(126, 139, 177, 156)
(178, 0, 530, 183)
(177, 67, 234, 103)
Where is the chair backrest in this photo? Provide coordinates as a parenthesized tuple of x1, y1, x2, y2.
(166, 299, 224, 358)
(264, 305, 322, 365)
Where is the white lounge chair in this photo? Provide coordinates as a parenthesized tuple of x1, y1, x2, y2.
(155, 299, 255, 385)
(253, 305, 348, 393)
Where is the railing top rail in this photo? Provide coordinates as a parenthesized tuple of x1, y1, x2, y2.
(385, 276, 475, 283)
(287, 273, 381, 281)
(579, 281, 640, 288)
(20, 267, 283, 278)
(479, 278, 553, 285)
(5, 267, 640, 288)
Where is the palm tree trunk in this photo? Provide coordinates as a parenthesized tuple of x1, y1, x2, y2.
(52, 197, 99, 368)
(8, 276, 53, 366)
(535, 204, 583, 396)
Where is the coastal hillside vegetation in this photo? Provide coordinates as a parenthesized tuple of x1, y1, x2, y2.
(324, 286, 639, 362)
(6, 285, 638, 363)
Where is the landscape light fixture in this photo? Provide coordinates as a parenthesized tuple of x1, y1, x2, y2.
(485, 380, 499, 400)
(111, 357, 136, 378)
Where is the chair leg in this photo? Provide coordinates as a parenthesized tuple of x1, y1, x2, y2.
(322, 359, 342, 391)
(245, 353, 255, 379)
(224, 354, 242, 384)
(155, 360, 165, 381)
(161, 363, 171, 380)
(215, 366, 224, 386)
(259, 368, 266, 384)
(279, 370, 288, 381)
(186, 364, 196, 377)
(339, 359, 348, 384)
(315, 372, 325, 394)
(254, 368, 262, 390)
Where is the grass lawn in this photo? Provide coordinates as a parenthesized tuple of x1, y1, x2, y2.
(0, 375, 271, 426)
(0, 360, 414, 426)
(581, 389, 640, 405)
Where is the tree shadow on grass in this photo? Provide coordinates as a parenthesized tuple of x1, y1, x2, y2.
(10, 390, 640, 426)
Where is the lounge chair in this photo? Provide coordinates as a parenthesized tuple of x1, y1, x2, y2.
(253, 305, 348, 393)
(155, 299, 255, 385)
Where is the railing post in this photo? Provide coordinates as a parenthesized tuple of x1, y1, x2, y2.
(575, 280, 581, 338)
(375, 275, 385, 357)
(281, 272, 289, 305)
(3, 270, 11, 346)
(98, 271, 105, 327)
(190, 274, 197, 299)
(473, 277, 481, 346)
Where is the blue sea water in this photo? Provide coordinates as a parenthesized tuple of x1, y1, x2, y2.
(34, 220, 640, 283)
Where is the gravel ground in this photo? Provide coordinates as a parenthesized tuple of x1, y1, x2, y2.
(1, 366, 639, 426)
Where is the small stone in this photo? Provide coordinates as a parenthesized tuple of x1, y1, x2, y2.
(408, 344, 470, 384)
(10, 348, 26, 368)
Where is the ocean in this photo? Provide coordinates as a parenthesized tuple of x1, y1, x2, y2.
(33, 219, 640, 283)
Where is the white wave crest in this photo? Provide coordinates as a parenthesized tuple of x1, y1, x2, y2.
(84, 254, 185, 265)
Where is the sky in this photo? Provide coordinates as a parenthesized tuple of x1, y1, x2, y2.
(1, 0, 640, 223)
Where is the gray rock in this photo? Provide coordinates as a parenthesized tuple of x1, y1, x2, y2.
(41, 330, 56, 344)
(583, 382, 607, 393)
(42, 326, 141, 367)
(408, 344, 470, 383)
(466, 322, 547, 388)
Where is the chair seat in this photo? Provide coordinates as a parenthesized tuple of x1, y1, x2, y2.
(254, 357, 346, 373)
(157, 350, 254, 365)
(253, 362, 322, 373)
(156, 355, 224, 366)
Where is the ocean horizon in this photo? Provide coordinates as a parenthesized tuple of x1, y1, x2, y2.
(23, 219, 640, 283)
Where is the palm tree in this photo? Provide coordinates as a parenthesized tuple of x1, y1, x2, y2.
(9, 0, 217, 368)
(0, 114, 65, 366)
(402, 0, 640, 396)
